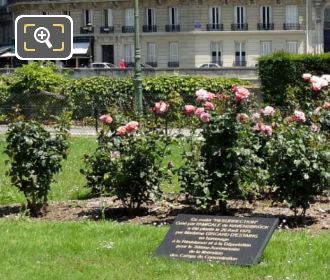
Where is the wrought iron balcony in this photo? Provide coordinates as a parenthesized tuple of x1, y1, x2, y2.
(80, 25, 94, 34)
(100, 26, 114, 33)
(283, 23, 300, 30)
(143, 25, 157, 32)
(168, 61, 179, 67)
(122, 26, 134, 33)
(231, 23, 248, 31)
(233, 60, 247, 67)
(165, 24, 180, 32)
(257, 23, 274, 30)
(146, 62, 157, 67)
(206, 23, 224, 31)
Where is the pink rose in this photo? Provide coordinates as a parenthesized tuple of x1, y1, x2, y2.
(310, 123, 320, 133)
(195, 89, 215, 102)
(311, 82, 322, 91)
(302, 73, 312, 81)
(253, 123, 272, 136)
(200, 112, 210, 122)
(195, 107, 205, 116)
(321, 78, 329, 88)
(260, 106, 275, 116)
(152, 100, 169, 115)
(310, 76, 322, 83)
(293, 110, 306, 123)
(252, 112, 261, 122)
(233, 87, 250, 102)
(313, 106, 322, 115)
(236, 113, 249, 123)
(262, 125, 273, 136)
(116, 126, 127, 136)
(183, 105, 196, 116)
(203, 102, 215, 111)
(322, 101, 330, 109)
(321, 74, 330, 82)
(125, 121, 139, 134)
(99, 114, 113, 125)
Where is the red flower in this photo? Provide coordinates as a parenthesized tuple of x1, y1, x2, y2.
(125, 121, 139, 134)
(203, 102, 215, 111)
(184, 105, 196, 116)
(116, 126, 127, 136)
(99, 114, 113, 125)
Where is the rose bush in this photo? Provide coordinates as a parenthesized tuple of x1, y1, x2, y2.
(82, 114, 171, 209)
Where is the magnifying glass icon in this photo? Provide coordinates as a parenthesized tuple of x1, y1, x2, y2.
(34, 27, 53, 49)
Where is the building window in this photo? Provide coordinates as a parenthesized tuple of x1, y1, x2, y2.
(209, 7, 221, 24)
(235, 42, 246, 66)
(169, 42, 179, 67)
(62, 11, 71, 16)
(0, 0, 7, 6)
(84, 10, 93, 25)
(210, 42, 222, 65)
(284, 5, 299, 29)
(259, 6, 273, 30)
(104, 9, 113, 27)
(260, 41, 272, 56)
(169, 7, 179, 25)
(234, 6, 246, 25)
(287, 41, 298, 53)
(147, 43, 157, 67)
(124, 44, 134, 65)
(125, 8, 134, 26)
(146, 8, 156, 26)
(285, 5, 298, 24)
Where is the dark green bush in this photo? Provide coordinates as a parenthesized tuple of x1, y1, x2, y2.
(5, 121, 69, 216)
(258, 52, 330, 106)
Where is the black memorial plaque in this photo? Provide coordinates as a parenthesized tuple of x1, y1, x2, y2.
(156, 214, 278, 266)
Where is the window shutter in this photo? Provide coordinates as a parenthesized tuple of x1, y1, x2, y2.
(126, 9, 134, 26)
(286, 5, 297, 24)
(107, 9, 113, 26)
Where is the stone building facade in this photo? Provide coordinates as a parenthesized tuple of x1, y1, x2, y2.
(2, 0, 330, 67)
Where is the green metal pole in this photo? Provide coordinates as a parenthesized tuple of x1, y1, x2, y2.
(134, 0, 143, 113)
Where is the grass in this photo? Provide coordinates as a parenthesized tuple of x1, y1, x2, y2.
(0, 220, 329, 280)
(0, 136, 184, 205)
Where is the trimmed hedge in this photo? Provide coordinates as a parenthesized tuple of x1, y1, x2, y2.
(258, 52, 330, 106)
(65, 76, 246, 120)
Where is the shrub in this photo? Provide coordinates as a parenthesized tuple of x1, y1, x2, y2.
(258, 52, 330, 107)
(3, 62, 69, 121)
(5, 121, 69, 216)
(83, 116, 170, 209)
(178, 87, 269, 210)
(266, 119, 330, 215)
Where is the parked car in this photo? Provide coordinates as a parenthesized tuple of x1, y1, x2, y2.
(198, 63, 221, 68)
(90, 62, 116, 69)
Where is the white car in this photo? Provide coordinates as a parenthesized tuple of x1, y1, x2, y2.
(198, 63, 221, 68)
(90, 62, 116, 69)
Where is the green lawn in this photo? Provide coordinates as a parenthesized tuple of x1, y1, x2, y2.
(0, 220, 329, 280)
(0, 137, 184, 205)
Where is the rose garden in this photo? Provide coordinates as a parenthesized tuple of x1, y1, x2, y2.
(0, 52, 329, 279)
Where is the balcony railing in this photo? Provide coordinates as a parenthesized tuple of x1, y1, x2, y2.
(143, 25, 157, 32)
(168, 61, 179, 67)
(206, 23, 224, 31)
(283, 23, 300, 30)
(233, 60, 247, 67)
(80, 26, 94, 34)
(122, 26, 134, 33)
(100, 26, 114, 33)
(231, 23, 248, 31)
(146, 62, 158, 67)
(165, 24, 180, 32)
(257, 23, 274, 30)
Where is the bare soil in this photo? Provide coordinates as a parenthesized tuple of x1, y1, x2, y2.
(1, 195, 329, 234)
